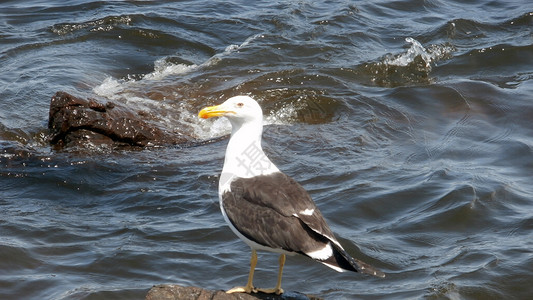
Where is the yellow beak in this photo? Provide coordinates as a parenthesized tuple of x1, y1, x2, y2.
(198, 104, 234, 119)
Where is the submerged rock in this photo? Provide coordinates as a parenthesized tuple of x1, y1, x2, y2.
(48, 91, 194, 149)
(145, 284, 323, 300)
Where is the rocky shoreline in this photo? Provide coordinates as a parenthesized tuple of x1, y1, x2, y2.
(48, 91, 226, 150)
(145, 284, 322, 300)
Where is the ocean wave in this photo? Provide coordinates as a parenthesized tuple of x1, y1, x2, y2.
(93, 33, 264, 96)
(349, 37, 456, 87)
(51, 15, 133, 35)
(91, 33, 340, 140)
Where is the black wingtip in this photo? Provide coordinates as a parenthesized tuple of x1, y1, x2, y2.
(353, 257, 386, 278)
(330, 244, 386, 278)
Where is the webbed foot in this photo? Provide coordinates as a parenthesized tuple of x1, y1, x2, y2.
(226, 285, 257, 294)
(256, 287, 284, 295)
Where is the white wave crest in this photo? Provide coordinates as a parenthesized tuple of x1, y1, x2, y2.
(92, 77, 124, 99)
(92, 33, 264, 99)
(265, 104, 299, 126)
(385, 37, 455, 69)
(143, 59, 198, 81)
(203, 33, 264, 67)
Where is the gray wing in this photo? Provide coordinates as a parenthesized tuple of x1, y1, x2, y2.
(223, 172, 338, 247)
(221, 172, 385, 277)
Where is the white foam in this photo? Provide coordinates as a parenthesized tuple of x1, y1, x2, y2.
(264, 103, 299, 126)
(89, 33, 304, 141)
(92, 34, 264, 100)
(193, 117, 231, 140)
(385, 37, 455, 69)
(224, 34, 263, 54)
(386, 37, 432, 67)
(143, 59, 197, 81)
(93, 77, 125, 99)
(203, 34, 264, 68)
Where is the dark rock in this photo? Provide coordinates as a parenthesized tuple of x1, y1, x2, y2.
(48, 91, 193, 149)
(145, 285, 323, 300)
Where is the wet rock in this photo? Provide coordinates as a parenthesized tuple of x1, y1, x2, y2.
(145, 284, 323, 300)
(48, 91, 192, 149)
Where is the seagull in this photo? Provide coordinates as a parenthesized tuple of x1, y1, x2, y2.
(198, 95, 384, 295)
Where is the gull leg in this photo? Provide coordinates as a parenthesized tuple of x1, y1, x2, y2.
(256, 254, 285, 295)
(226, 249, 258, 294)
(275, 254, 286, 294)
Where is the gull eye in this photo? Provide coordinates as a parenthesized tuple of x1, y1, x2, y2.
(236, 102, 244, 108)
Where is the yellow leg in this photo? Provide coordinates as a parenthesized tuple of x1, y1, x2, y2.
(256, 254, 285, 295)
(226, 249, 258, 294)
(276, 254, 286, 294)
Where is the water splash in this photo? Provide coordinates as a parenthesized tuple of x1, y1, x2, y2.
(93, 33, 264, 98)
(92, 77, 125, 99)
(203, 33, 264, 67)
(90, 33, 334, 141)
(192, 102, 300, 141)
(91, 34, 276, 141)
(360, 37, 455, 87)
(265, 104, 300, 125)
(386, 37, 434, 68)
(142, 59, 198, 81)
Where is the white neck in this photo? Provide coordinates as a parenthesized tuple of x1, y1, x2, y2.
(219, 119, 279, 191)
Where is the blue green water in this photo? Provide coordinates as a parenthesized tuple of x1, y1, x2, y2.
(1, 1, 533, 299)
